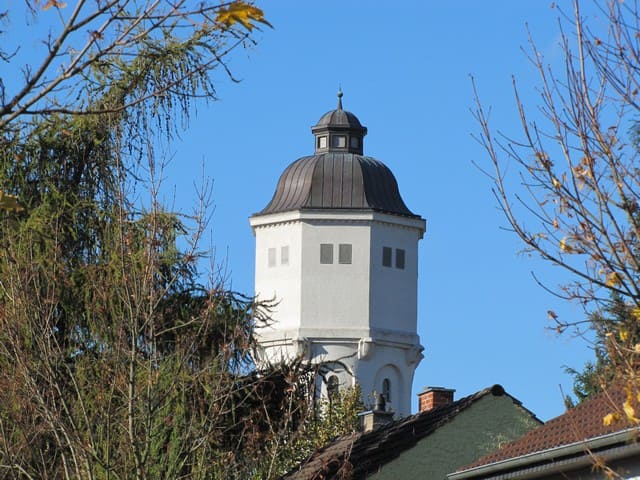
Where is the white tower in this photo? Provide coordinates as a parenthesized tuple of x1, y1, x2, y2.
(250, 92, 425, 416)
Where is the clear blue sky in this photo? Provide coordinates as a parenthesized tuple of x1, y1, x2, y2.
(8, 1, 605, 421)
(160, 1, 605, 421)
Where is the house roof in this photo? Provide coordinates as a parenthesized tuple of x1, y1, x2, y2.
(453, 384, 636, 479)
(283, 384, 538, 480)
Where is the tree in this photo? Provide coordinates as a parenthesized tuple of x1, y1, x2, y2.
(473, 0, 640, 414)
(0, 0, 269, 210)
(0, 2, 357, 479)
(566, 294, 640, 402)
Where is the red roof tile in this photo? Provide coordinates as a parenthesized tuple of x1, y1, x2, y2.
(460, 384, 630, 472)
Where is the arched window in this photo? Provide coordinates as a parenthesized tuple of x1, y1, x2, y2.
(327, 375, 340, 400)
(382, 378, 391, 402)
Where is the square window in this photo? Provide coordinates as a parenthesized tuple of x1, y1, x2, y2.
(281, 246, 289, 265)
(396, 248, 405, 269)
(350, 136, 359, 148)
(382, 246, 392, 267)
(320, 244, 333, 264)
(318, 136, 327, 149)
(268, 248, 276, 268)
(338, 244, 352, 264)
(331, 135, 346, 148)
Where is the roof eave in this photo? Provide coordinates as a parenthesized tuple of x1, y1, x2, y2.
(448, 428, 640, 480)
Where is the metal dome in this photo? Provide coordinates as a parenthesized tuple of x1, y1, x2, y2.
(314, 108, 364, 129)
(258, 152, 418, 218)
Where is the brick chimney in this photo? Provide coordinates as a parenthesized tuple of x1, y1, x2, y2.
(418, 387, 455, 413)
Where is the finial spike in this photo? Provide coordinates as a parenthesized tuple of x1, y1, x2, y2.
(337, 86, 343, 110)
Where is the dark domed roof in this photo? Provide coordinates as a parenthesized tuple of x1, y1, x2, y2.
(254, 91, 418, 219)
(258, 153, 418, 218)
(315, 108, 364, 129)
(310, 90, 367, 151)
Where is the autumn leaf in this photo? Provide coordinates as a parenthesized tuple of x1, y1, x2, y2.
(606, 272, 622, 287)
(0, 190, 24, 212)
(216, 2, 272, 31)
(40, 0, 67, 10)
(559, 237, 574, 253)
(603, 412, 620, 426)
(623, 397, 640, 423)
(619, 328, 630, 342)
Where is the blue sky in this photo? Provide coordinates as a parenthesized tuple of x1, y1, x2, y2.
(159, 2, 605, 420)
(7, 1, 605, 421)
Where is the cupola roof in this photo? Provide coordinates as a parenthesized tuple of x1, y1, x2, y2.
(256, 92, 419, 219)
(311, 89, 367, 155)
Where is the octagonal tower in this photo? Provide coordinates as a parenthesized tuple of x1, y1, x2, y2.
(249, 91, 425, 416)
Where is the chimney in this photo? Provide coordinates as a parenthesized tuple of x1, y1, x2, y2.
(418, 387, 455, 413)
(358, 393, 394, 433)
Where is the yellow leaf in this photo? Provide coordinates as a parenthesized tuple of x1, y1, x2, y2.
(606, 272, 621, 287)
(620, 328, 630, 342)
(634, 344, 640, 353)
(560, 237, 574, 253)
(603, 412, 619, 426)
(624, 398, 639, 423)
(0, 190, 24, 212)
(552, 177, 561, 189)
(216, 2, 271, 31)
(632, 307, 640, 321)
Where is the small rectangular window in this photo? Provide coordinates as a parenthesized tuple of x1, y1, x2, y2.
(396, 248, 405, 269)
(320, 244, 333, 264)
(338, 244, 352, 264)
(331, 135, 346, 147)
(382, 246, 392, 267)
(268, 248, 276, 268)
(350, 136, 359, 148)
(318, 136, 327, 149)
(281, 246, 289, 265)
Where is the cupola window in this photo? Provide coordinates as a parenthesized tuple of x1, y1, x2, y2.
(331, 135, 346, 148)
(350, 136, 360, 148)
(317, 136, 327, 149)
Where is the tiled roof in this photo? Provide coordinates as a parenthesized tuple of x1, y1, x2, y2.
(283, 385, 536, 480)
(459, 384, 630, 473)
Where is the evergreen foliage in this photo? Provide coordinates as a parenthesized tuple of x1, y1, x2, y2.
(0, 2, 361, 479)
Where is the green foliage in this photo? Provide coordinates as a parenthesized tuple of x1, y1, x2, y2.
(0, 3, 337, 479)
(263, 385, 364, 478)
(567, 294, 640, 403)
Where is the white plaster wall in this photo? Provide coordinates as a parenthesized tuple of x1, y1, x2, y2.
(355, 343, 414, 415)
(254, 221, 303, 332)
(299, 220, 371, 331)
(250, 210, 425, 417)
(369, 222, 421, 333)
